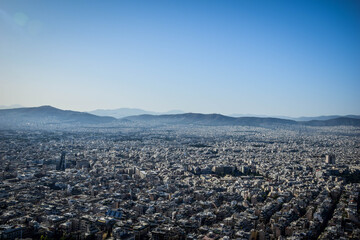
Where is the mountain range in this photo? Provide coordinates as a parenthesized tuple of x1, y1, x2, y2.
(0, 105, 360, 129)
(0, 104, 23, 109)
(124, 113, 360, 127)
(89, 108, 184, 119)
(0, 106, 116, 128)
(92, 108, 360, 122)
(230, 114, 360, 121)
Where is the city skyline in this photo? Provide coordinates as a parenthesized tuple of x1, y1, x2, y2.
(1, 0, 360, 117)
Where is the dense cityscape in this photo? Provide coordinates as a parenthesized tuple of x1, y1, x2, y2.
(1, 0, 360, 239)
(0, 124, 359, 239)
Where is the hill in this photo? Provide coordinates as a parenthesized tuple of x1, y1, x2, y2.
(304, 117, 360, 126)
(292, 115, 360, 121)
(125, 113, 297, 126)
(0, 106, 117, 128)
(125, 113, 360, 127)
(89, 108, 184, 119)
(1, 106, 359, 129)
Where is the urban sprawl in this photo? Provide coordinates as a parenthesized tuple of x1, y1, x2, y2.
(0, 125, 359, 240)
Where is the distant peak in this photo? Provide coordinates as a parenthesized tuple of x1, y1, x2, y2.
(35, 105, 58, 110)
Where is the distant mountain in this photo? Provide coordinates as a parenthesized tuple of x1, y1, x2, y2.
(229, 113, 295, 120)
(126, 113, 360, 127)
(89, 108, 184, 119)
(1, 106, 359, 129)
(0, 104, 23, 109)
(0, 105, 117, 128)
(292, 115, 360, 121)
(89, 108, 153, 118)
(303, 117, 360, 126)
(125, 113, 297, 126)
(229, 114, 360, 121)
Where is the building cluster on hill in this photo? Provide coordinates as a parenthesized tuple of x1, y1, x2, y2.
(0, 126, 359, 240)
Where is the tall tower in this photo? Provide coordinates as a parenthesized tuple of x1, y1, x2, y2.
(325, 154, 335, 164)
(57, 152, 66, 171)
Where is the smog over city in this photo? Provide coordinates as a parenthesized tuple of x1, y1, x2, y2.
(0, 1, 360, 240)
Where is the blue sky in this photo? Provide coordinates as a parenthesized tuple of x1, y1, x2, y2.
(0, 0, 359, 117)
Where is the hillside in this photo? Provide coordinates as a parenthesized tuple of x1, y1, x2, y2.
(89, 108, 184, 119)
(0, 106, 117, 128)
(125, 113, 360, 127)
(125, 113, 297, 126)
(1, 106, 359, 129)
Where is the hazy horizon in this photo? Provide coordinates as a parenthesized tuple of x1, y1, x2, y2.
(1, 0, 360, 117)
(2, 104, 360, 119)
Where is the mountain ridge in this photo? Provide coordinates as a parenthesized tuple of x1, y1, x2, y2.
(0, 105, 117, 128)
(125, 112, 360, 127)
(0, 104, 23, 109)
(1, 106, 360, 129)
(90, 108, 360, 121)
(89, 108, 184, 119)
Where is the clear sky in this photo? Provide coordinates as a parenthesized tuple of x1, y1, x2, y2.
(1, 0, 359, 117)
